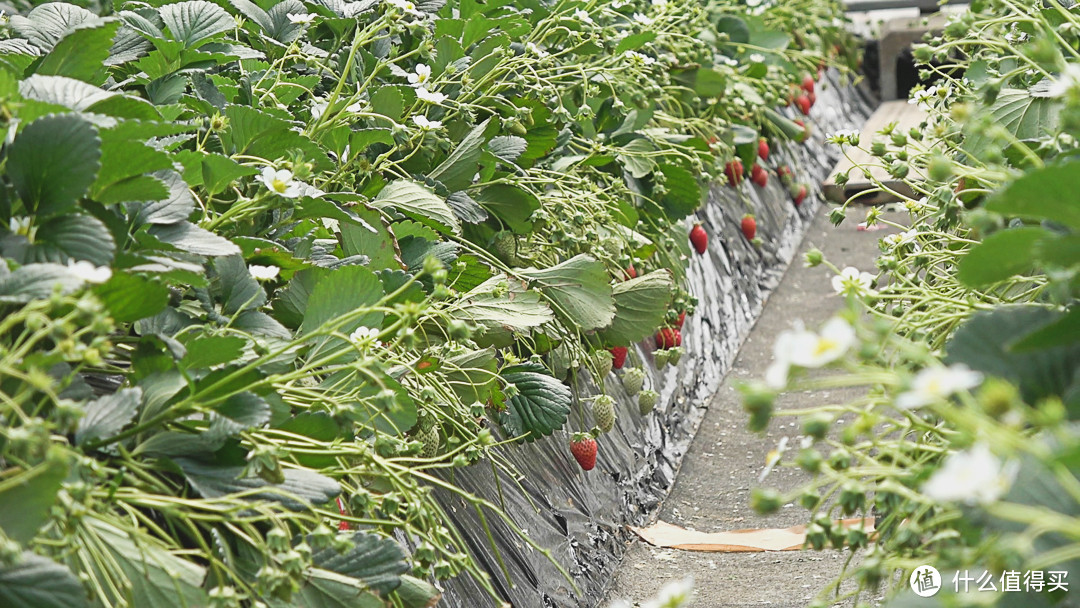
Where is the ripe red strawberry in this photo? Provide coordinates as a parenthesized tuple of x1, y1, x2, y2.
(624, 264, 637, 280)
(570, 433, 597, 471)
(610, 346, 628, 370)
(336, 497, 350, 531)
(757, 138, 769, 161)
(808, 91, 817, 107)
(751, 164, 768, 188)
(802, 73, 815, 94)
(793, 184, 808, 206)
(741, 215, 757, 240)
(675, 310, 686, 329)
(655, 328, 677, 349)
(689, 223, 707, 254)
(796, 95, 811, 116)
(673, 329, 682, 347)
(724, 159, 744, 186)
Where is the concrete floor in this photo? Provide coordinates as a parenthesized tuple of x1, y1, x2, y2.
(604, 207, 901, 608)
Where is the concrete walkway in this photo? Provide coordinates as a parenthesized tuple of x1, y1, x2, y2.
(604, 207, 899, 607)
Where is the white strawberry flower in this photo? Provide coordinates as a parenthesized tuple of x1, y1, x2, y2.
(645, 576, 694, 608)
(407, 63, 432, 86)
(413, 115, 442, 131)
(259, 167, 301, 198)
(831, 266, 875, 296)
(573, 8, 593, 24)
(788, 317, 856, 368)
(883, 229, 919, 250)
(349, 326, 383, 347)
(415, 87, 447, 104)
(922, 443, 1017, 505)
(248, 265, 280, 281)
(386, 0, 422, 16)
(66, 260, 112, 284)
(624, 50, 656, 66)
(286, 12, 317, 24)
(633, 12, 653, 25)
(895, 364, 983, 410)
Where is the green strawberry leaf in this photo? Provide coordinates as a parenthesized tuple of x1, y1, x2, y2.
(498, 362, 572, 441)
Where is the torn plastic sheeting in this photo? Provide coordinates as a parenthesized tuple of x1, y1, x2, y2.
(630, 518, 876, 553)
(433, 73, 875, 608)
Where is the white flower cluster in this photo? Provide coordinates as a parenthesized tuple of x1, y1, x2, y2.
(831, 266, 876, 297)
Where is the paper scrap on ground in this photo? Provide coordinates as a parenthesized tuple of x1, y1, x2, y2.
(630, 518, 875, 552)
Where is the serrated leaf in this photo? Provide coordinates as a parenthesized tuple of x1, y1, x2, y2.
(11, 3, 99, 52)
(19, 74, 113, 110)
(618, 138, 655, 178)
(428, 118, 491, 191)
(36, 20, 119, 85)
(370, 180, 461, 236)
(0, 263, 85, 303)
(615, 31, 656, 53)
(957, 227, 1042, 287)
(209, 391, 270, 439)
(281, 569, 385, 608)
(137, 170, 195, 224)
(0, 449, 68, 544)
(499, 362, 571, 441)
(984, 162, 1080, 231)
(657, 163, 703, 218)
(93, 273, 169, 322)
(76, 388, 141, 446)
(8, 114, 101, 216)
(301, 265, 384, 335)
(0, 552, 88, 608)
(176, 458, 340, 510)
(946, 306, 1080, 408)
(311, 531, 409, 595)
(149, 221, 241, 256)
(487, 135, 527, 163)
(519, 255, 615, 331)
(214, 255, 266, 314)
(5, 213, 115, 266)
(451, 274, 553, 344)
(159, 0, 234, 48)
(446, 191, 488, 223)
(474, 184, 539, 234)
(86, 516, 208, 608)
(181, 335, 248, 368)
(266, 0, 306, 43)
(599, 270, 674, 346)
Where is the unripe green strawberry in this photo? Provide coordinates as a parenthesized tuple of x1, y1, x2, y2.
(593, 395, 616, 433)
(638, 389, 659, 415)
(622, 367, 645, 396)
(417, 424, 439, 458)
(667, 346, 683, 365)
(593, 350, 613, 378)
(492, 231, 518, 264)
(653, 349, 671, 367)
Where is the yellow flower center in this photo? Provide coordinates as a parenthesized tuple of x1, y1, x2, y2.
(271, 179, 289, 193)
(813, 337, 836, 357)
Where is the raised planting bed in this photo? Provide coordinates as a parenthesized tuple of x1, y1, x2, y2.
(436, 71, 873, 607)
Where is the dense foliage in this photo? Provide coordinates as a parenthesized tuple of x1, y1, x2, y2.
(744, 1, 1080, 606)
(0, 0, 852, 605)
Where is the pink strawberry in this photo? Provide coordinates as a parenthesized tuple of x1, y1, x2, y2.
(793, 184, 808, 206)
(802, 73, 815, 94)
